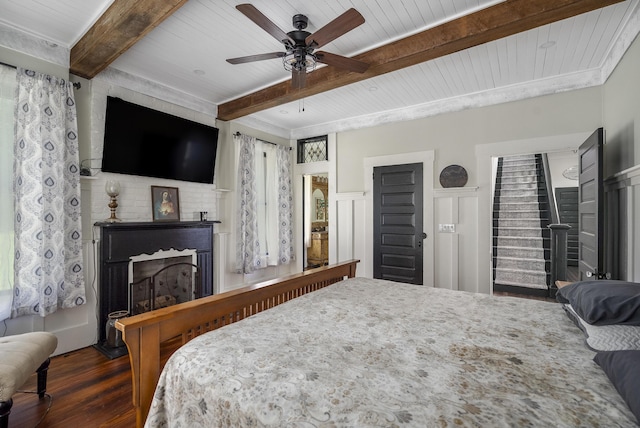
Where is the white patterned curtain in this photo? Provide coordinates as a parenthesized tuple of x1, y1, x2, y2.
(234, 133, 294, 274)
(12, 68, 85, 317)
(276, 144, 294, 264)
(235, 133, 260, 273)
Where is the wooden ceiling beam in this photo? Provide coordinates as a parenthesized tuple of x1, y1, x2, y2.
(217, 0, 623, 121)
(70, 0, 188, 79)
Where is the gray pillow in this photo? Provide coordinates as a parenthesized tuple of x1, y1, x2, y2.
(594, 350, 640, 424)
(556, 280, 640, 326)
(563, 304, 640, 351)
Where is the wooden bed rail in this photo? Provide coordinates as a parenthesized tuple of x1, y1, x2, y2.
(116, 259, 359, 428)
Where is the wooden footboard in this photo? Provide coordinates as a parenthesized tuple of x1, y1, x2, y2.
(116, 259, 359, 428)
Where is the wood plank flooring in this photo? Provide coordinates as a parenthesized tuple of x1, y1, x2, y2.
(9, 338, 180, 428)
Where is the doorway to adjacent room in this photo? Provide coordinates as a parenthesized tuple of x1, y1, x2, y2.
(303, 174, 329, 270)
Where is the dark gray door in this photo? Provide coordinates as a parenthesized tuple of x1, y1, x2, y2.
(556, 187, 579, 266)
(373, 163, 424, 284)
(578, 128, 606, 280)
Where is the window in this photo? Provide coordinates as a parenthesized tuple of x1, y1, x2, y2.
(255, 141, 279, 266)
(0, 65, 15, 321)
(297, 135, 328, 163)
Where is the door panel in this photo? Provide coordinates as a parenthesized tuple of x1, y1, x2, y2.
(556, 187, 579, 265)
(578, 128, 605, 280)
(373, 163, 424, 284)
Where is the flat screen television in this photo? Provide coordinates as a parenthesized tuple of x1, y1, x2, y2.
(101, 96, 219, 184)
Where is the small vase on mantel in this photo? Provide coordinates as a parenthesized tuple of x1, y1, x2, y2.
(105, 180, 121, 222)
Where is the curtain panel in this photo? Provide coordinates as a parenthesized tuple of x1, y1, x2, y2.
(234, 133, 294, 274)
(12, 68, 85, 317)
(235, 133, 260, 273)
(276, 144, 294, 264)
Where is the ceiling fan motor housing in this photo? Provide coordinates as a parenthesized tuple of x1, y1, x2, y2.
(287, 14, 312, 48)
(285, 14, 314, 71)
(292, 14, 308, 30)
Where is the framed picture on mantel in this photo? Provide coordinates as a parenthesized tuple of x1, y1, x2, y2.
(151, 186, 180, 221)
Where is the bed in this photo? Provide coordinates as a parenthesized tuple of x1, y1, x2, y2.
(117, 260, 639, 427)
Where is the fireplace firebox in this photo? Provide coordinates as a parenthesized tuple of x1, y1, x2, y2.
(96, 221, 218, 358)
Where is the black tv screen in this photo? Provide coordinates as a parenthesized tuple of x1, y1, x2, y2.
(101, 96, 219, 184)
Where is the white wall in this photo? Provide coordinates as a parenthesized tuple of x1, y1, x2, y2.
(84, 77, 221, 224)
(603, 33, 640, 175)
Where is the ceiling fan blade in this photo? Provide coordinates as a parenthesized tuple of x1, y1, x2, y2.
(305, 8, 365, 49)
(292, 69, 306, 89)
(236, 4, 293, 45)
(226, 52, 285, 64)
(315, 51, 369, 73)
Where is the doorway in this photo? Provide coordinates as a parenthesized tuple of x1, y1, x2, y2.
(304, 174, 329, 269)
(491, 144, 603, 294)
(477, 132, 591, 295)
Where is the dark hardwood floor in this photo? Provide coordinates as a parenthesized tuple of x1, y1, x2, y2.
(9, 338, 180, 428)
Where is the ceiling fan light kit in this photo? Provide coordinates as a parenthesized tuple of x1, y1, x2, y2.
(227, 4, 369, 89)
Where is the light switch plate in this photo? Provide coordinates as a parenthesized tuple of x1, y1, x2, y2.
(438, 223, 456, 233)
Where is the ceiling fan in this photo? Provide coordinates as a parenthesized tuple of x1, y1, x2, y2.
(226, 4, 369, 89)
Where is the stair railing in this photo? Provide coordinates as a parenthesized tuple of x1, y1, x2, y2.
(541, 153, 559, 224)
(542, 153, 569, 294)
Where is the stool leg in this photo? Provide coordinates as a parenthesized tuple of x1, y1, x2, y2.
(0, 398, 12, 428)
(36, 358, 51, 399)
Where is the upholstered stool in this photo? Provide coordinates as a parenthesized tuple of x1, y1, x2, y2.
(0, 332, 58, 428)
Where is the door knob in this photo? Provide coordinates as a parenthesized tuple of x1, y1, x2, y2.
(585, 270, 611, 279)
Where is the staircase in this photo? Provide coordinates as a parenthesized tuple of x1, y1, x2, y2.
(492, 154, 552, 296)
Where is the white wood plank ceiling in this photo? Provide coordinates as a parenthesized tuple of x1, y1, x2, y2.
(1, 0, 639, 138)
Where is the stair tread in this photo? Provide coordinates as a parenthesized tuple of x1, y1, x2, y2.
(495, 226, 544, 229)
(495, 267, 547, 274)
(495, 216, 549, 219)
(497, 236, 545, 240)
(495, 256, 545, 261)
(494, 281, 548, 290)
(494, 245, 544, 250)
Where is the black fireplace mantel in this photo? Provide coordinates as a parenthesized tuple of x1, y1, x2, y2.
(96, 220, 219, 354)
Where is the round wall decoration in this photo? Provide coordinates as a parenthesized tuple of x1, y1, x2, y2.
(439, 164, 468, 188)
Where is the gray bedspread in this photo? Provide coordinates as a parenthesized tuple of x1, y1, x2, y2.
(145, 277, 637, 427)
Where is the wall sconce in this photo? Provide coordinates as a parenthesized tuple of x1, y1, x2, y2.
(105, 180, 121, 222)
